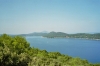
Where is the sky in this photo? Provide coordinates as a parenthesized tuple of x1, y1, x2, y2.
(0, 0, 100, 34)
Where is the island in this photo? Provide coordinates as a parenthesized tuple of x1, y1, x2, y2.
(43, 32, 100, 40)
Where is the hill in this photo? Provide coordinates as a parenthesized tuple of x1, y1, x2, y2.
(43, 32, 100, 40)
(43, 31, 67, 38)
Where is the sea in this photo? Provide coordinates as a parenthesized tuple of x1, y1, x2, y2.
(26, 36, 100, 63)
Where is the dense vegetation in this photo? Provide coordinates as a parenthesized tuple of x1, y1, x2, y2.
(68, 33, 100, 39)
(43, 32, 67, 38)
(43, 32, 100, 40)
(0, 34, 100, 66)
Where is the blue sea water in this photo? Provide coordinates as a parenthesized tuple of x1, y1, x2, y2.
(26, 36, 100, 63)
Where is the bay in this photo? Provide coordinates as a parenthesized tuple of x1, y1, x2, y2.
(26, 36, 100, 63)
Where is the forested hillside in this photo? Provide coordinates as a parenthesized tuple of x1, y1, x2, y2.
(43, 32, 67, 38)
(68, 33, 100, 39)
(0, 34, 100, 66)
(43, 32, 100, 40)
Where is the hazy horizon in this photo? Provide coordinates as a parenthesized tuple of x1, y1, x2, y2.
(0, 31, 100, 35)
(0, 0, 100, 34)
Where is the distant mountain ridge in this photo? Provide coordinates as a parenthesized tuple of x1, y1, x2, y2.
(19, 32, 48, 36)
(43, 31, 68, 38)
(1, 31, 100, 40)
(42, 32, 100, 40)
(18, 31, 100, 40)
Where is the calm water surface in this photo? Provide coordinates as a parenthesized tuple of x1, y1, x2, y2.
(26, 36, 100, 63)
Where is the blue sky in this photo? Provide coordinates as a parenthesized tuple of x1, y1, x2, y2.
(0, 0, 100, 34)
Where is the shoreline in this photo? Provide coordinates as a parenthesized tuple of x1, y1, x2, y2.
(43, 36, 100, 41)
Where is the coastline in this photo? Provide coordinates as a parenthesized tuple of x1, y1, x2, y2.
(43, 36, 100, 41)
